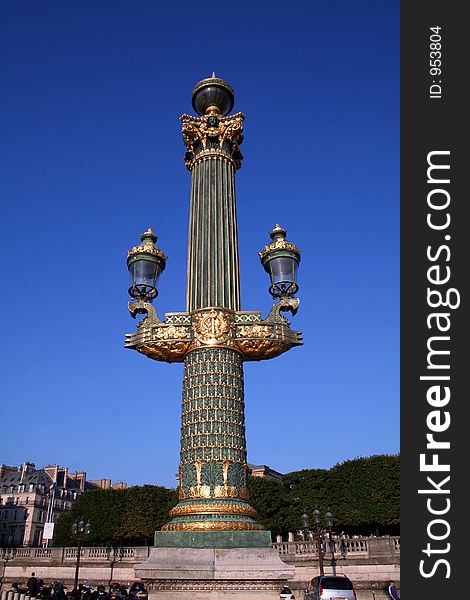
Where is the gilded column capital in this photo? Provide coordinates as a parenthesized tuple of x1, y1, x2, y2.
(180, 112, 245, 170)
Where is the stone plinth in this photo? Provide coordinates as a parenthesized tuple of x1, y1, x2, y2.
(154, 530, 273, 548)
(134, 546, 295, 600)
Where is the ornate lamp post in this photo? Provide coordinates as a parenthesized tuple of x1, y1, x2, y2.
(325, 511, 337, 575)
(0, 548, 15, 592)
(125, 74, 302, 540)
(310, 510, 325, 576)
(126, 74, 302, 597)
(106, 546, 125, 592)
(71, 519, 90, 593)
(340, 534, 348, 559)
(310, 509, 337, 576)
(301, 512, 310, 542)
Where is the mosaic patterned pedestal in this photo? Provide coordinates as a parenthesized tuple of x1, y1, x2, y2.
(134, 546, 295, 600)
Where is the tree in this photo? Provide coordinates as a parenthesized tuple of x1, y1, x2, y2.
(53, 455, 399, 546)
(54, 486, 177, 546)
(116, 485, 178, 545)
(247, 455, 400, 538)
(247, 476, 284, 533)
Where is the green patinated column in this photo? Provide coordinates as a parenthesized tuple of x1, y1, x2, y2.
(186, 143, 241, 311)
(157, 76, 265, 542)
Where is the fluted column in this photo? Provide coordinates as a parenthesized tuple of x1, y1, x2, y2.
(157, 98, 263, 533)
(183, 111, 244, 312)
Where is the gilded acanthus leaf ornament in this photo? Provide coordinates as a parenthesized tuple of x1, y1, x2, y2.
(136, 341, 191, 363)
(236, 324, 273, 339)
(181, 112, 244, 149)
(180, 112, 245, 170)
(153, 324, 191, 340)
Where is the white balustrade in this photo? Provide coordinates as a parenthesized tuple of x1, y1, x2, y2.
(33, 549, 52, 559)
(272, 536, 399, 559)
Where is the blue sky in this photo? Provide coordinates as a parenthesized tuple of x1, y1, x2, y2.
(0, 0, 399, 487)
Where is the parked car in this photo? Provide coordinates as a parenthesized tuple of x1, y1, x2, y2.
(280, 585, 295, 599)
(304, 574, 357, 600)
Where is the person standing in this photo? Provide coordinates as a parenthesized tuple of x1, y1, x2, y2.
(27, 572, 39, 597)
(388, 580, 400, 600)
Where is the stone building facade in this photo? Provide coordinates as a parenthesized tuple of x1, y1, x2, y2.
(0, 462, 127, 547)
(247, 464, 283, 479)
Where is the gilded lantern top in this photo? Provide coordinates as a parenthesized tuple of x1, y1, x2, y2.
(258, 225, 301, 262)
(191, 72, 235, 116)
(127, 228, 168, 264)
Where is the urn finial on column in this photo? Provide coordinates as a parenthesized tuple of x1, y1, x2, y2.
(191, 73, 235, 116)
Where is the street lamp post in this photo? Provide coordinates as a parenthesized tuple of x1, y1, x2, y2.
(106, 546, 124, 592)
(340, 535, 348, 560)
(312, 510, 325, 576)
(301, 512, 310, 543)
(325, 511, 337, 576)
(0, 548, 15, 592)
(125, 75, 303, 540)
(71, 520, 90, 593)
(309, 509, 338, 576)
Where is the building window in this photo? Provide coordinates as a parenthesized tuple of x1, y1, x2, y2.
(33, 528, 41, 546)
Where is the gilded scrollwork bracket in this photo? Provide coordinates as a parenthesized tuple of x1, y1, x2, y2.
(125, 306, 192, 363)
(233, 298, 303, 362)
(128, 299, 162, 326)
(265, 296, 300, 324)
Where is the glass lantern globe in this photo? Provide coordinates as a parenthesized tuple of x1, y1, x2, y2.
(127, 228, 167, 301)
(259, 225, 301, 299)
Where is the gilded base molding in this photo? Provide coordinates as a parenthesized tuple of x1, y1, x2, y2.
(161, 520, 264, 532)
(169, 501, 257, 518)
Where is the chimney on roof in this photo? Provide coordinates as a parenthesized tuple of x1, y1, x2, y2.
(20, 462, 36, 483)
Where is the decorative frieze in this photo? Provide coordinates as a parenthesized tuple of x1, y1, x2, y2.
(125, 304, 302, 363)
(146, 579, 281, 592)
